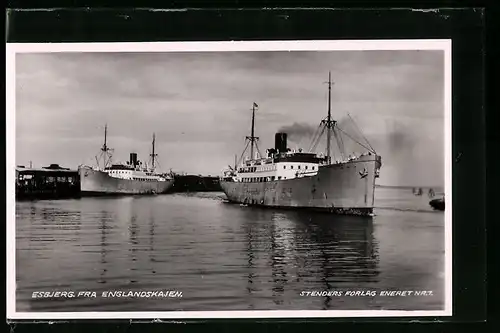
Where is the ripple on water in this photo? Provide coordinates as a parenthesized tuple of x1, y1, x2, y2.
(15, 189, 445, 311)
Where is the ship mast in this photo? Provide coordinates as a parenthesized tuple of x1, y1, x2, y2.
(103, 124, 108, 165)
(326, 72, 332, 164)
(245, 102, 261, 160)
(247, 103, 258, 159)
(99, 124, 113, 169)
(150, 133, 158, 172)
(233, 103, 263, 169)
(321, 72, 336, 165)
(307, 73, 378, 160)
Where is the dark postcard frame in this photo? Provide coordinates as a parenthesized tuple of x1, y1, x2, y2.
(5, 6, 487, 328)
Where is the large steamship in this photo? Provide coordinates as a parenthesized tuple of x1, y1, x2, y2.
(78, 125, 174, 195)
(220, 73, 382, 216)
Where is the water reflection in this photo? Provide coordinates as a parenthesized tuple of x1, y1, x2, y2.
(269, 214, 291, 305)
(128, 209, 139, 283)
(149, 214, 156, 274)
(244, 217, 256, 310)
(16, 190, 442, 312)
(292, 211, 379, 309)
(28, 203, 83, 245)
(98, 211, 111, 284)
(241, 207, 379, 308)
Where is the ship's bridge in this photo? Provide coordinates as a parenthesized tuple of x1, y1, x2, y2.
(105, 164, 135, 171)
(242, 150, 325, 166)
(273, 151, 327, 164)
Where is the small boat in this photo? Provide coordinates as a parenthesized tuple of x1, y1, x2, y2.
(429, 197, 445, 211)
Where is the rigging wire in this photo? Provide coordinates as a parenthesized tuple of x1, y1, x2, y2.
(337, 126, 346, 158)
(311, 124, 327, 152)
(237, 140, 251, 166)
(335, 125, 376, 153)
(254, 141, 263, 159)
(329, 127, 337, 163)
(308, 122, 326, 152)
(332, 126, 345, 160)
(310, 125, 323, 152)
(347, 113, 376, 153)
(155, 159, 163, 173)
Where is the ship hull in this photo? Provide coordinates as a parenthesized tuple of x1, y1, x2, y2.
(220, 155, 381, 216)
(78, 166, 174, 195)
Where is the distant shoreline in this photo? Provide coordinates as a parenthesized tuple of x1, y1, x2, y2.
(376, 184, 444, 190)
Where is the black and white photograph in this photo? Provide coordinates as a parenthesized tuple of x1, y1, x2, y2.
(7, 40, 452, 319)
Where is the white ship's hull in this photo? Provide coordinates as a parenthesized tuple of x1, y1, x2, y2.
(78, 166, 174, 195)
(220, 155, 381, 216)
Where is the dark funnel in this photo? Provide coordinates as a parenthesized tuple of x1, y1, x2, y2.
(129, 153, 138, 167)
(275, 133, 287, 153)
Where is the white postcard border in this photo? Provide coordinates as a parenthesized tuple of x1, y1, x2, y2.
(6, 39, 452, 320)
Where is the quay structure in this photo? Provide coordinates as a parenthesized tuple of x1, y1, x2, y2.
(15, 164, 222, 200)
(16, 164, 80, 200)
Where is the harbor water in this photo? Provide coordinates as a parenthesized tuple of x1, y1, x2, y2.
(15, 186, 445, 312)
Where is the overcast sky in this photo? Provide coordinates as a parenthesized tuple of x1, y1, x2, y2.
(16, 50, 445, 186)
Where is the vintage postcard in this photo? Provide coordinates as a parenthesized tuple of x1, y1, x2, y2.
(6, 40, 452, 320)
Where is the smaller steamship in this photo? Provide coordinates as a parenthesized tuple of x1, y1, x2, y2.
(78, 125, 174, 195)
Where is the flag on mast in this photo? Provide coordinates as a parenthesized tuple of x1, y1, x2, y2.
(253, 102, 258, 108)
